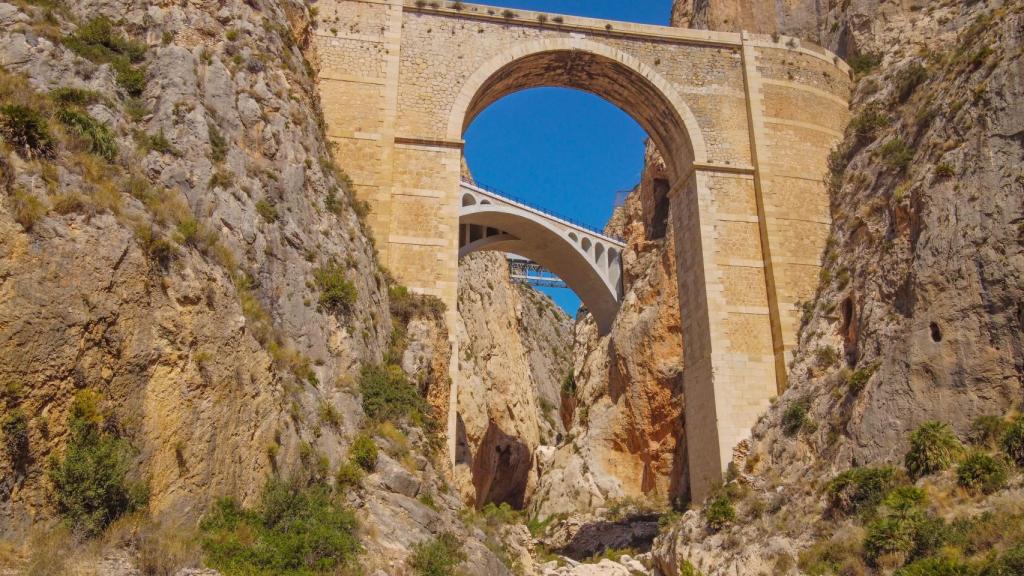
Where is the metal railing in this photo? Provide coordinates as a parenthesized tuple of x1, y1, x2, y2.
(508, 258, 568, 290)
(461, 178, 626, 244)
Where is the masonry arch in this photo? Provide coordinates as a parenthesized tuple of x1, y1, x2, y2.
(450, 36, 710, 341)
(446, 37, 709, 182)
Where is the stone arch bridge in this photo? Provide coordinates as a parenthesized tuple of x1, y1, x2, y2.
(314, 0, 851, 500)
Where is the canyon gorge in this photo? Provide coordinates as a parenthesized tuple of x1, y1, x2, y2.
(0, 0, 1022, 575)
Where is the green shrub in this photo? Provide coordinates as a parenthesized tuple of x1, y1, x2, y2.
(389, 285, 445, 324)
(561, 371, 576, 396)
(10, 187, 47, 231)
(905, 421, 963, 479)
(480, 502, 523, 526)
(881, 138, 915, 173)
(0, 104, 54, 158)
(324, 188, 343, 216)
(208, 168, 234, 189)
(895, 556, 972, 576)
(815, 346, 838, 369)
(848, 52, 882, 75)
(848, 104, 890, 142)
(910, 514, 948, 560)
(55, 107, 117, 161)
(64, 17, 147, 96)
(847, 363, 878, 395)
(826, 141, 855, 197)
(318, 401, 341, 428)
(882, 486, 927, 513)
(134, 129, 178, 156)
(358, 364, 434, 429)
(48, 390, 147, 536)
(782, 398, 812, 437)
(49, 87, 106, 107)
(208, 123, 227, 162)
(826, 466, 903, 516)
(314, 263, 357, 314)
(957, 452, 1008, 495)
(200, 477, 361, 575)
(112, 60, 147, 96)
(65, 17, 146, 63)
(1002, 417, 1024, 466)
(255, 199, 278, 223)
(864, 514, 919, 565)
(349, 433, 377, 472)
(970, 415, 1009, 449)
(935, 163, 956, 179)
(1, 408, 29, 465)
(528, 514, 558, 537)
(175, 217, 201, 247)
(408, 532, 465, 576)
(864, 486, 945, 566)
(335, 461, 363, 490)
(680, 560, 706, 576)
(705, 493, 735, 532)
(981, 544, 1024, 576)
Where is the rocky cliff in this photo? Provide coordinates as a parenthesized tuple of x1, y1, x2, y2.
(0, 0, 513, 573)
(532, 147, 686, 519)
(654, 0, 1024, 573)
(454, 251, 573, 509)
(0, 0, 392, 531)
(672, 0, 840, 55)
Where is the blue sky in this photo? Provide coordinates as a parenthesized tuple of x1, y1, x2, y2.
(463, 0, 672, 316)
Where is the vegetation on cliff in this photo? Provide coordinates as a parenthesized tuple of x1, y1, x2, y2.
(200, 477, 362, 576)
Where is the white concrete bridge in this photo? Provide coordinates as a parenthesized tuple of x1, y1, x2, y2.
(458, 180, 624, 332)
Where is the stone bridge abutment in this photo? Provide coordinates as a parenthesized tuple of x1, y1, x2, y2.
(314, 0, 851, 501)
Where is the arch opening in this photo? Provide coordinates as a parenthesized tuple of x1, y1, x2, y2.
(448, 37, 709, 513)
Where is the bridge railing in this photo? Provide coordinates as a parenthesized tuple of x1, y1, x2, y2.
(461, 177, 626, 244)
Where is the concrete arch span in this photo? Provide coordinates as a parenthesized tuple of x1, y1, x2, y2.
(458, 200, 622, 333)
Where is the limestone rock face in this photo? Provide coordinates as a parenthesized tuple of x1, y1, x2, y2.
(532, 155, 686, 517)
(677, 0, 821, 40)
(454, 251, 573, 509)
(0, 1, 510, 572)
(0, 0, 393, 536)
(674, 0, 941, 58)
(654, 1, 1024, 573)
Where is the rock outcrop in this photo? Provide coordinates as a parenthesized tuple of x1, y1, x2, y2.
(672, 0, 841, 54)
(454, 251, 573, 509)
(532, 148, 686, 518)
(0, 0, 391, 534)
(654, 0, 1024, 573)
(0, 0, 510, 572)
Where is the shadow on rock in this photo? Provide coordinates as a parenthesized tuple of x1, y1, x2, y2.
(559, 515, 660, 560)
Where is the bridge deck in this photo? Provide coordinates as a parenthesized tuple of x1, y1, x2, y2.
(460, 179, 626, 247)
